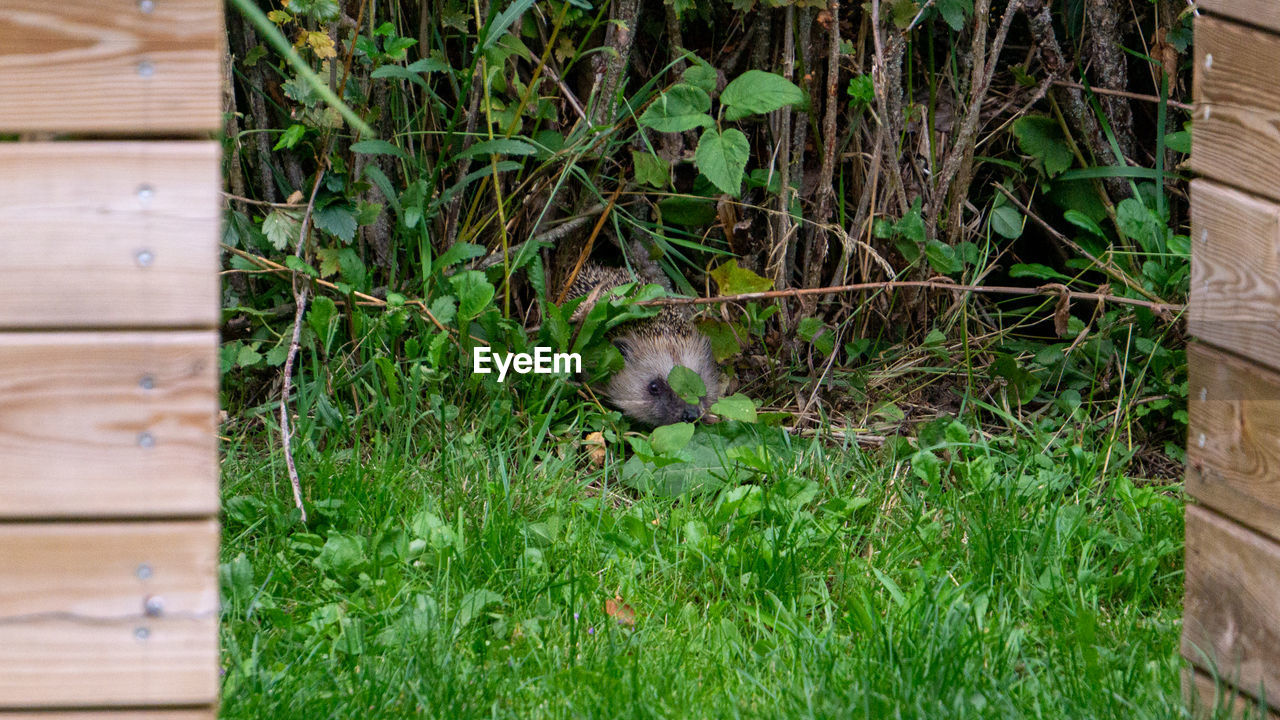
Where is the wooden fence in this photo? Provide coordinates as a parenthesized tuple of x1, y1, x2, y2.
(0, 1, 223, 716)
(1186, 2, 1280, 717)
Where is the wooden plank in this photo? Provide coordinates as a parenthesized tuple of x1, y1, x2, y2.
(1187, 343, 1280, 543)
(1183, 505, 1280, 713)
(0, 332, 218, 519)
(1192, 15, 1280, 204)
(0, 711, 214, 719)
(1199, 0, 1280, 35)
(1190, 181, 1280, 374)
(0, 521, 219, 708)
(0, 143, 220, 330)
(0, 0, 221, 133)
(1185, 668, 1280, 719)
(1187, 343, 1280, 544)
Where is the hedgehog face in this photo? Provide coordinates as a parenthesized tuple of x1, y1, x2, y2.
(606, 331, 720, 426)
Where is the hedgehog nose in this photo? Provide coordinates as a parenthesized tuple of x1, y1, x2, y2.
(682, 405, 700, 422)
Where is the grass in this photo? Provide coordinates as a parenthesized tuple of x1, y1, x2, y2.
(213, 380, 1255, 719)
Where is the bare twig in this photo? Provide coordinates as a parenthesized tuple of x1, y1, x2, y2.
(638, 278, 1184, 316)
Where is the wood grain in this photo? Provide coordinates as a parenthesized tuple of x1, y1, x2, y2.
(0, 143, 220, 330)
(1198, 0, 1280, 35)
(1192, 16, 1280, 204)
(1185, 668, 1280, 719)
(0, 521, 219, 708)
(1187, 343, 1280, 544)
(0, 707, 212, 712)
(0, 332, 218, 519)
(1183, 505, 1280, 713)
(0, 0, 221, 133)
(1189, 181, 1280, 373)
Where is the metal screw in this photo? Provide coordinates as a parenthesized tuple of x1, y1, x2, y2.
(1202, 105, 1211, 121)
(1200, 229, 1209, 244)
(136, 564, 153, 580)
(138, 0, 155, 12)
(136, 183, 155, 203)
(134, 627, 151, 641)
(136, 249, 154, 268)
(144, 596, 165, 617)
(1204, 53, 1213, 71)
(1198, 433, 1206, 448)
(1199, 387, 1207, 402)
(137, 60, 155, 78)
(139, 375, 155, 390)
(138, 431, 156, 449)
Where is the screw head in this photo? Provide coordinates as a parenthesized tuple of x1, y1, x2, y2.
(143, 596, 165, 617)
(138, 431, 156, 449)
(1200, 229, 1209, 244)
(136, 184, 155, 203)
(135, 249, 154, 268)
(136, 564, 153, 580)
(137, 60, 155, 78)
(134, 627, 151, 641)
(1198, 433, 1206, 448)
(139, 375, 155, 390)
(1199, 387, 1207, 402)
(1204, 53, 1214, 70)
(138, 0, 156, 12)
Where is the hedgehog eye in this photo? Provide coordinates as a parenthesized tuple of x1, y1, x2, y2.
(647, 379, 662, 396)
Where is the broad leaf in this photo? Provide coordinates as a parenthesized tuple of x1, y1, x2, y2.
(638, 84, 714, 133)
(694, 128, 750, 197)
(721, 70, 806, 119)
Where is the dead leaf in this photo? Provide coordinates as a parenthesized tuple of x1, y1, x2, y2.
(584, 431, 606, 468)
(605, 596, 636, 627)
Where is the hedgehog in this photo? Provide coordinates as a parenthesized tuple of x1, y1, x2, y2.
(565, 261, 721, 426)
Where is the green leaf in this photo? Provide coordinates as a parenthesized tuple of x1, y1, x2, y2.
(1063, 209, 1107, 238)
(657, 196, 717, 226)
(428, 296, 457, 325)
(314, 204, 358, 243)
(236, 343, 263, 368)
(846, 74, 875, 108)
(632, 150, 670, 188)
(1012, 115, 1074, 178)
(456, 589, 502, 629)
(274, 123, 306, 151)
(262, 210, 300, 251)
(651, 422, 695, 455)
(1009, 263, 1071, 281)
(694, 128, 750, 197)
(990, 203, 1024, 239)
(924, 240, 963, 274)
(936, 0, 973, 30)
(436, 242, 486, 269)
(449, 270, 496, 322)
(682, 62, 718, 95)
(1116, 198, 1162, 250)
(1164, 130, 1191, 154)
(710, 393, 756, 423)
(668, 365, 707, 404)
(720, 70, 806, 119)
(284, 255, 318, 277)
(696, 319, 743, 361)
(709, 259, 772, 295)
(314, 533, 366, 576)
(350, 139, 408, 161)
(638, 84, 714, 133)
(455, 138, 537, 160)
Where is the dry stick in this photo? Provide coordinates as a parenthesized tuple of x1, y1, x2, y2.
(222, 244, 450, 333)
(807, 0, 841, 290)
(555, 184, 624, 304)
(1051, 80, 1193, 112)
(279, 170, 326, 524)
(637, 279, 1184, 316)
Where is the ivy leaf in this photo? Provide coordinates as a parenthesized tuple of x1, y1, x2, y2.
(631, 150, 670, 188)
(638, 84, 714, 133)
(668, 365, 706, 405)
(711, 394, 757, 423)
(721, 70, 807, 120)
(1012, 116, 1073, 178)
(709, 259, 772, 295)
(262, 210, 300, 251)
(694, 127, 750, 197)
